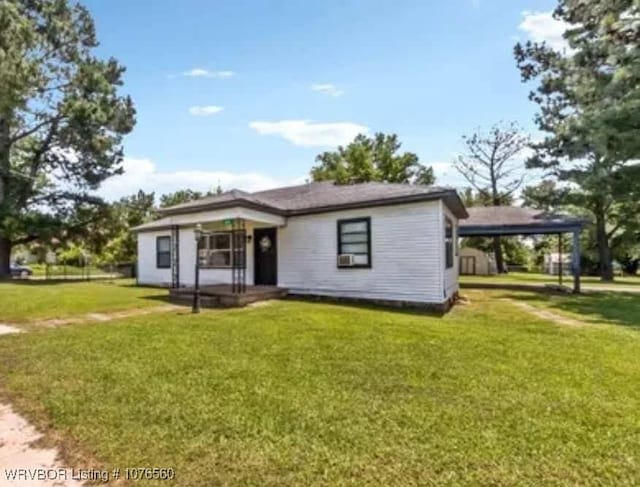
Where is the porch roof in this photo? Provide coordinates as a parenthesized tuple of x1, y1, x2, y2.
(131, 206, 286, 232)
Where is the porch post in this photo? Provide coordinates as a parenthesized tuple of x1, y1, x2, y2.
(171, 225, 180, 288)
(572, 229, 581, 294)
(231, 218, 246, 294)
(192, 224, 202, 313)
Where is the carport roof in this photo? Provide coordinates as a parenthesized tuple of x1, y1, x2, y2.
(459, 206, 586, 237)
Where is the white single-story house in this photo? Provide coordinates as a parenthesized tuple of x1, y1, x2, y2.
(132, 181, 468, 310)
(459, 247, 496, 275)
(543, 252, 573, 276)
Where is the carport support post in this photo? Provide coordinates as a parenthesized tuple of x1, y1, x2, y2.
(558, 233, 563, 287)
(572, 230, 581, 294)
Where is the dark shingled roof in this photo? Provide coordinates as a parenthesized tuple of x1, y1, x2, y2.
(159, 189, 278, 214)
(460, 206, 585, 236)
(159, 181, 468, 218)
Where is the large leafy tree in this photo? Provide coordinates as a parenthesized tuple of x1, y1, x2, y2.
(514, 0, 640, 280)
(0, 0, 135, 277)
(159, 186, 224, 208)
(454, 122, 530, 273)
(160, 189, 205, 208)
(521, 180, 570, 213)
(523, 180, 640, 276)
(311, 133, 435, 185)
(97, 191, 155, 265)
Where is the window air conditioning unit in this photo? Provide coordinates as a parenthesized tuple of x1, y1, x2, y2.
(338, 254, 355, 267)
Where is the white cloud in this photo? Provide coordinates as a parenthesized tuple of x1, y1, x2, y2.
(188, 105, 224, 116)
(98, 157, 303, 201)
(518, 11, 569, 51)
(175, 68, 236, 78)
(428, 161, 468, 187)
(249, 120, 368, 147)
(311, 83, 344, 97)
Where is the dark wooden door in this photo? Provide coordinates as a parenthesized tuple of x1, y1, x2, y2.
(254, 227, 277, 285)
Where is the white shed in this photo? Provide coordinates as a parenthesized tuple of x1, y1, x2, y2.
(459, 247, 496, 275)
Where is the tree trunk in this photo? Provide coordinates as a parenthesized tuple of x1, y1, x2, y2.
(0, 236, 11, 279)
(595, 213, 614, 281)
(0, 114, 10, 279)
(622, 258, 639, 276)
(493, 236, 505, 273)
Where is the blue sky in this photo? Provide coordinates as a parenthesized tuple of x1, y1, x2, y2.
(88, 0, 566, 199)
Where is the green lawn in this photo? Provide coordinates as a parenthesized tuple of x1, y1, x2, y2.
(0, 279, 167, 322)
(496, 289, 640, 328)
(461, 271, 640, 288)
(1, 293, 640, 484)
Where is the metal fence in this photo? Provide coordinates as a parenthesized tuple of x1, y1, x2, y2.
(22, 262, 135, 281)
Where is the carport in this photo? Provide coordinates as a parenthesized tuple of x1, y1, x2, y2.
(459, 206, 586, 293)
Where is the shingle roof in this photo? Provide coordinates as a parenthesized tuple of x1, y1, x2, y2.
(158, 189, 277, 213)
(159, 181, 468, 218)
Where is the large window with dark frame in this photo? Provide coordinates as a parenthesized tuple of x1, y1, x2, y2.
(156, 236, 171, 269)
(337, 217, 371, 268)
(445, 217, 454, 269)
(198, 231, 246, 268)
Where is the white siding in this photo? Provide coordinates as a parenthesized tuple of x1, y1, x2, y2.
(137, 225, 256, 287)
(278, 201, 446, 304)
(136, 200, 460, 305)
(137, 230, 173, 286)
(442, 202, 460, 299)
(178, 224, 255, 287)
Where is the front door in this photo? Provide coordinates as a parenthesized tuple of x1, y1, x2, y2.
(254, 227, 277, 285)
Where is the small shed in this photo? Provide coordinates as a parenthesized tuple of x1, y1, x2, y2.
(459, 247, 496, 275)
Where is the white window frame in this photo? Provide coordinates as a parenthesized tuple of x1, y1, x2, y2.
(199, 232, 233, 269)
(445, 217, 454, 269)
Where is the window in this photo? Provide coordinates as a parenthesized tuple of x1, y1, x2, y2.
(199, 231, 245, 268)
(337, 217, 371, 268)
(445, 217, 454, 269)
(156, 236, 171, 268)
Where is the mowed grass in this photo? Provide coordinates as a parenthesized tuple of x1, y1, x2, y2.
(1, 294, 640, 484)
(461, 271, 640, 288)
(0, 279, 167, 322)
(497, 289, 640, 329)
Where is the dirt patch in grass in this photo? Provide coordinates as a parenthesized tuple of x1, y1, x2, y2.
(15, 305, 181, 331)
(504, 298, 591, 328)
(0, 324, 23, 336)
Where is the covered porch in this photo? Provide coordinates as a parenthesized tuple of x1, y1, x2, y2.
(133, 204, 287, 302)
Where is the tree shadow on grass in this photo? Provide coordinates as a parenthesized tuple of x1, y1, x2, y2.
(499, 289, 640, 329)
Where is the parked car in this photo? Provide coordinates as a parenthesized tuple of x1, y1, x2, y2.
(10, 264, 33, 278)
